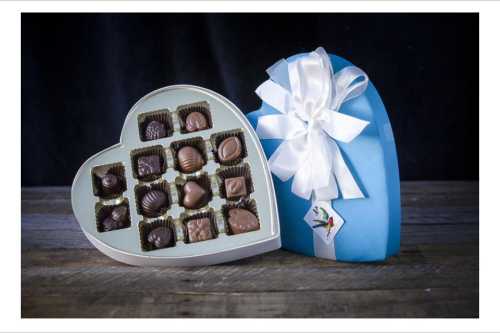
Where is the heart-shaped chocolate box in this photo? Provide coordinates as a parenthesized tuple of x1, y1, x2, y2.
(71, 85, 280, 266)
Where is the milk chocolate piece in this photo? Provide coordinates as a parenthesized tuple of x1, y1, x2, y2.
(182, 181, 207, 209)
(147, 226, 174, 249)
(101, 173, 122, 195)
(144, 120, 167, 140)
(227, 208, 259, 234)
(218, 136, 242, 163)
(137, 155, 162, 178)
(186, 218, 213, 243)
(225, 176, 247, 199)
(177, 146, 204, 173)
(141, 190, 168, 217)
(185, 111, 208, 132)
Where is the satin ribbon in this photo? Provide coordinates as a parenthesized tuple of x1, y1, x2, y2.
(255, 47, 369, 201)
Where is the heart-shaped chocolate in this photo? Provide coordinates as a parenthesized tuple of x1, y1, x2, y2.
(183, 181, 207, 209)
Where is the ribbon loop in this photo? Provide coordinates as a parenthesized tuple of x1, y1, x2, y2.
(255, 47, 369, 201)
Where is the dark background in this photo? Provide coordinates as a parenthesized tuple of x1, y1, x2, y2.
(21, 13, 478, 186)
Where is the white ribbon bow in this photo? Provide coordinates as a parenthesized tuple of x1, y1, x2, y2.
(255, 47, 369, 201)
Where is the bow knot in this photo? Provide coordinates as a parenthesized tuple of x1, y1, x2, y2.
(255, 47, 369, 201)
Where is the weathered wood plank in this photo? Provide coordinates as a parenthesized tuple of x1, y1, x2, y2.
(21, 287, 478, 318)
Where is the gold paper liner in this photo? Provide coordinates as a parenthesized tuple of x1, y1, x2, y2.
(94, 199, 131, 233)
(211, 129, 248, 166)
(139, 218, 176, 251)
(137, 109, 174, 141)
(216, 163, 254, 200)
(91, 163, 127, 199)
(130, 145, 167, 182)
(221, 198, 260, 235)
(181, 209, 218, 244)
(175, 173, 213, 209)
(134, 180, 171, 218)
(170, 137, 207, 174)
(177, 101, 213, 134)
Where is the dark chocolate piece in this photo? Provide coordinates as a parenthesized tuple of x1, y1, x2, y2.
(186, 218, 213, 243)
(227, 208, 259, 234)
(225, 176, 247, 199)
(101, 173, 122, 195)
(137, 155, 162, 178)
(177, 146, 204, 173)
(144, 120, 167, 141)
(141, 190, 168, 217)
(101, 206, 128, 232)
(147, 226, 173, 249)
(183, 181, 207, 209)
(185, 111, 208, 132)
(111, 206, 128, 223)
(218, 136, 242, 163)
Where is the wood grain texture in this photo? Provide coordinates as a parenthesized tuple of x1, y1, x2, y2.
(21, 182, 479, 318)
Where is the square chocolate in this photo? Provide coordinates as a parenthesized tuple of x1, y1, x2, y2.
(137, 155, 161, 178)
(224, 176, 247, 199)
(186, 218, 214, 243)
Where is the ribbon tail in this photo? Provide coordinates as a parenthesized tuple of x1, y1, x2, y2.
(330, 140, 365, 200)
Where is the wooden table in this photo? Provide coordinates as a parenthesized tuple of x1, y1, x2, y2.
(21, 181, 478, 318)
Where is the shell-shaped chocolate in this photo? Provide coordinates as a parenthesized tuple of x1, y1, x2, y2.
(101, 173, 121, 195)
(144, 120, 167, 140)
(141, 190, 168, 217)
(111, 206, 128, 223)
(147, 226, 173, 248)
(101, 217, 121, 232)
(217, 136, 242, 163)
(177, 146, 204, 173)
(185, 111, 208, 132)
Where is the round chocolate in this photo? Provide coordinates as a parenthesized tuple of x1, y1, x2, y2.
(147, 226, 173, 249)
(144, 120, 167, 140)
(111, 206, 128, 223)
(141, 190, 168, 217)
(101, 173, 121, 195)
(183, 181, 207, 209)
(227, 208, 260, 235)
(177, 146, 204, 173)
(217, 136, 242, 163)
(185, 111, 208, 132)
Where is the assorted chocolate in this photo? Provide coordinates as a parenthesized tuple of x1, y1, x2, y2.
(182, 181, 208, 209)
(92, 102, 261, 251)
(140, 189, 168, 217)
(137, 155, 162, 178)
(217, 136, 242, 164)
(147, 226, 174, 249)
(177, 146, 204, 173)
(227, 208, 260, 235)
(185, 111, 209, 133)
(144, 120, 167, 140)
(186, 217, 214, 243)
(98, 204, 130, 232)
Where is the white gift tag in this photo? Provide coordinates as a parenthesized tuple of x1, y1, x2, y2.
(304, 200, 344, 245)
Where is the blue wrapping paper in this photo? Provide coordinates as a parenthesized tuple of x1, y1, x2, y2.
(247, 53, 400, 261)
